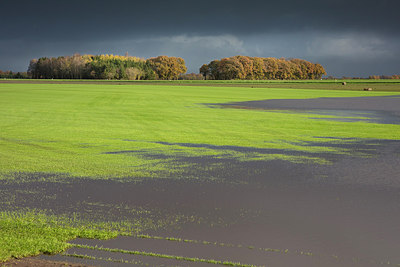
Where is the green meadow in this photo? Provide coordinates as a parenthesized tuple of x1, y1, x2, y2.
(1, 81, 400, 263)
(1, 82, 399, 179)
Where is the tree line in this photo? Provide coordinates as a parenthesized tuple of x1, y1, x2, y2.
(7, 54, 335, 80)
(28, 54, 187, 80)
(200, 56, 326, 80)
(0, 70, 29, 79)
(368, 75, 400, 80)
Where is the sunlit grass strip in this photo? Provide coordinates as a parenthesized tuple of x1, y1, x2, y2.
(4, 78, 400, 84)
(134, 235, 400, 266)
(136, 234, 310, 256)
(63, 253, 146, 265)
(71, 244, 257, 266)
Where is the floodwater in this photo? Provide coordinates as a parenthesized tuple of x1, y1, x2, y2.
(3, 95, 400, 266)
(219, 95, 400, 125)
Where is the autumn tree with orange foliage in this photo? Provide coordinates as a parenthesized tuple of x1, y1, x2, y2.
(147, 56, 187, 80)
(28, 54, 187, 80)
(200, 56, 326, 80)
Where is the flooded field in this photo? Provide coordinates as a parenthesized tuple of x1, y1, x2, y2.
(3, 137, 398, 266)
(1, 83, 399, 266)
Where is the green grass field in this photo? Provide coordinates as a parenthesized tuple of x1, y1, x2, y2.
(1, 82, 400, 179)
(1, 81, 400, 263)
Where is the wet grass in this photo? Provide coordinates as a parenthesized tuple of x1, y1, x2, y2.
(0, 211, 117, 262)
(135, 234, 308, 256)
(0, 208, 196, 263)
(61, 253, 147, 265)
(67, 234, 400, 266)
(69, 243, 257, 266)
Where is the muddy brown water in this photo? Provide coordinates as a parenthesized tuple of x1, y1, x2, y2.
(2, 95, 400, 266)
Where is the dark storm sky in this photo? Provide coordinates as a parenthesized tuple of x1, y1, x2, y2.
(1, 0, 399, 77)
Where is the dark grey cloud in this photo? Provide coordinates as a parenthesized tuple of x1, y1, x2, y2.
(2, 0, 399, 39)
(1, 0, 400, 76)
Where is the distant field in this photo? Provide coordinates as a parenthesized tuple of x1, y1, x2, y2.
(1, 82, 400, 265)
(1, 78, 400, 91)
